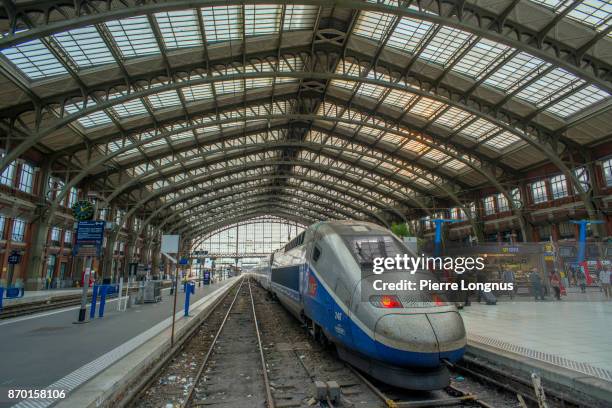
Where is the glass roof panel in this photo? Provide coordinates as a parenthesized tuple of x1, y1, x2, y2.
(485, 52, 550, 92)
(460, 118, 499, 140)
(434, 107, 475, 129)
(419, 26, 473, 67)
(284, 5, 319, 30)
(182, 84, 214, 102)
(353, 12, 395, 41)
(409, 97, 445, 119)
(530, 0, 612, 32)
(483, 131, 522, 150)
(516, 68, 582, 106)
(452, 39, 511, 80)
(147, 90, 182, 109)
(387, 17, 434, 53)
(215, 79, 244, 95)
(546, 84, 610, 117)
(245, 5, 281, 36)
(1, 38, 67, 79)
(106, 16, 160, 58)
(112, 98, 148, 118)
(155, 10, 203, 49)
(53, 26, 115, 69)
(383, 89, 418, 110)
(64, 100, 113, 128)
(201, 6, 242, 42)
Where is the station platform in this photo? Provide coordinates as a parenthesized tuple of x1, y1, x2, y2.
(460, 296, 612, 404)
(0, 278, 238, 408)
(1, 288, 86, 307)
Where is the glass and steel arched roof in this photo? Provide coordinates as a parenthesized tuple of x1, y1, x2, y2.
(0, 1, 610, 239)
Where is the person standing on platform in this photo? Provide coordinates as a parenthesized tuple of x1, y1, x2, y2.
(530, 269, 544, 301)
(599, 268, 611, 299)
(502, 269, 516, 299)
(550, 272, 561, 300)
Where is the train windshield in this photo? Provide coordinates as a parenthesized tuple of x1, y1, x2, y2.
(346, 235, 406, 266)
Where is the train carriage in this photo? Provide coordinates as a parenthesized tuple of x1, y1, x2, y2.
(254, 220, 467, 390)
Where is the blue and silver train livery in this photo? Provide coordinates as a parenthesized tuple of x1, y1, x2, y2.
(253, 220, 466, 390)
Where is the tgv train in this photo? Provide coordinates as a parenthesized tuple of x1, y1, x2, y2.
(252, 221, 466, 390)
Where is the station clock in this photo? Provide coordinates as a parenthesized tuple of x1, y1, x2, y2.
(71, 200, 95, 221)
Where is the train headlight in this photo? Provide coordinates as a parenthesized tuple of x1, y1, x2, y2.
(370, 294, 403, 308)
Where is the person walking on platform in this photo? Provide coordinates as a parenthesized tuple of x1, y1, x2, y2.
(577, 268, 587, 293)
(550, 272, 561, 300)
(599, 268, 611, 299)
(502, 269, 516, 299)
(530, 269, 544, 301)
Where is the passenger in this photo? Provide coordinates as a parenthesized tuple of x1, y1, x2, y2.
(502, 269, 516, 299)
(577, 268, 587, 293)
(529, 269, 544, 301)
(599, 268, 611, 299)
(549, 272, 561, 300)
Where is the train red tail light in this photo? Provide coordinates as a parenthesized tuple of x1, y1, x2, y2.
(432, 294, 447, 306)
(370, 295, 403, 308)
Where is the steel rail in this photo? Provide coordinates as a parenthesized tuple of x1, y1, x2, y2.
(248, 279, 275, 408)
(182, 278, 246, 407)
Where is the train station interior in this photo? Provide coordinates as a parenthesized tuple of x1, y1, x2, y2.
(0, 1, 610, 407)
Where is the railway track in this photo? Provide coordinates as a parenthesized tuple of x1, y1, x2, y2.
(134, 279, 582, 408)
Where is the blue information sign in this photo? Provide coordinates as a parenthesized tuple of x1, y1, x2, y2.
(75, 220, 106, 256)
(179, 258, 189, 265)
(7, 252, 20, 265)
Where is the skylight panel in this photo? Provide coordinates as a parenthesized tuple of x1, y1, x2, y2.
(485, 52, 550, 92)
(215, 79, 244, 95)
(356, 83, 387, 99)
(460, 118, 499, 140)
(245, 5, 281, 36)
(568, 1, 612, 30)
(283, 5, 318, 30)
(155, 10, 202, 49)
(182, 84, 214, 102)
(64, 101, 112, 128)
(354, 12, 395, 41)
(420, 27, 473, 67)
(423, 149, 449, 162)
(516, 68, 582, 106)
(1, 38, 67, 79)
(383, 89, 418, 110)
(113, 98, 148, 118)
(201, 6, 242, 42)
(53, 26, 115, 69)
(409, 97, 445, 119)
(452, 39, 511, 80)
(546, 85, 610, 118)
(246, 77, 273, 89)
(147, 90, 182, 109)
(106, 16, 160, 58)
(169, 131, 194, 143)
(483, 131, 522, 150)
(387, 17, 433, 53)
(444, 159, 467, 171)
(434, 107, 474, 129)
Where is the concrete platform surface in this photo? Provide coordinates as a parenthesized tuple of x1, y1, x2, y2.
(0, 280, 233, 407)
(461, 300, 612, 382)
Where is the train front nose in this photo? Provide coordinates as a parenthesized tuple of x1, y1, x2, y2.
(373, 311, 466, 368)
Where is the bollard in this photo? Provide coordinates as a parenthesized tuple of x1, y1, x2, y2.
(90, 284, 99, 320)
(0, 287, 4, 311)
(117, 278, 124, 311)
(99, 285, 108, 318)
(184, 282, 195, 317)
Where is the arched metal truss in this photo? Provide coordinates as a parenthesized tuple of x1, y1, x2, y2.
(0, 0, 610, 243)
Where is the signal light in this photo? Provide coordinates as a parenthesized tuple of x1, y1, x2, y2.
(370, 295, 403, 308)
